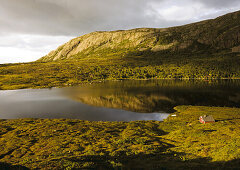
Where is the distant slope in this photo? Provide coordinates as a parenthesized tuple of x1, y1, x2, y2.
(40, 10, 240, 62)
(1, 11, 240, 90)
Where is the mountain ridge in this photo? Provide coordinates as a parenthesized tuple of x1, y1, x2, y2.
(1, 11, 240, 90)
(40, 10, 240, 62)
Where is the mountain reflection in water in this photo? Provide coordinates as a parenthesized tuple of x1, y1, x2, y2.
(62, 79, 240, 113)
(0, 80, 239, 121)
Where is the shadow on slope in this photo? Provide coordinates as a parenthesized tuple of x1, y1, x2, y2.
(37, 148, 240, 169)
(0, 162, 29, 170)
(1, 135, 239, 169)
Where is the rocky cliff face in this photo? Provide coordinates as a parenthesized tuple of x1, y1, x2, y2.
(40, 10, 240, 62)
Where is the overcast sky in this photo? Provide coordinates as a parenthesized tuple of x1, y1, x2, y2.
(0, 0, 239, 64)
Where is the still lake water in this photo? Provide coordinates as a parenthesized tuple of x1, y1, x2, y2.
(0, 80, 239, 121)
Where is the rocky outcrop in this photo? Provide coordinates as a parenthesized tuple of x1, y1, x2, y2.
(232, 45, 240, 52)
(40, 10, 240, 62)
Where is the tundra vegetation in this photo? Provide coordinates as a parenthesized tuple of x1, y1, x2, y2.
(0, 10, 240, 90)
(0, 51, 240, 90)
(0, 106, 240, 169)
(0, 11, 240, 169)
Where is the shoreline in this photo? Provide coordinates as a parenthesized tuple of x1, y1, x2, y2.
(0, 106, 240, 169)
(1, 78, 240, 91)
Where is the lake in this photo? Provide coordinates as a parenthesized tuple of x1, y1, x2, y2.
(0, 79, 239, 121)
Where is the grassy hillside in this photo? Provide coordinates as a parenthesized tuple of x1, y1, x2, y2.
(0, 51, 240, 90)
(40, 10, 240, 62)
(0, 106, 240, 169)
(0, 11, 240, 90)
(0, 10, 240, 170)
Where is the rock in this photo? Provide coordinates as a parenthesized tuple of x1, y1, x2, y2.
(39, 10, 240, 62)
(232, 45, 240, 52)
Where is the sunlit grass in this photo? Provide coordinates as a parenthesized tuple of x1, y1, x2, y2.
(0, 106, 240, 169)
(0, 50, 239, 90)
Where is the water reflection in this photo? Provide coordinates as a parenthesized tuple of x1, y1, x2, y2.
(0, 88, 169, 121)
(0, 79, 239, 121)
(62, 79, 240, 113)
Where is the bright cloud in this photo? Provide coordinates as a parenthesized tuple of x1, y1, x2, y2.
(0, 0, 239, 64)
(0, 34, 73, 64)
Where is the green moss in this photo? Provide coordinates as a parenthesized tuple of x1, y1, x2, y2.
(0, 106, 240, 169)
(0, 51, 240, 90)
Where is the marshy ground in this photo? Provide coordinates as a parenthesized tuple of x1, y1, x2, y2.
(0, 106, 240, 169)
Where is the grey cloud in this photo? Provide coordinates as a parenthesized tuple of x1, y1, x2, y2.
(195, 0, 240, 8)
(0, 0, 239, 64)
(0, 0, 156, 36)
(0, 0, 76, 35)
(0, 0, 239, 37)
